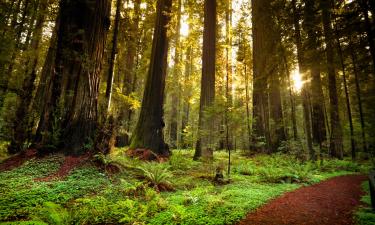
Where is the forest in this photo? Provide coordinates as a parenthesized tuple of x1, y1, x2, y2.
(0, 0, 375, 224)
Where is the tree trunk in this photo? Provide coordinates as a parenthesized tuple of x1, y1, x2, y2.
(181, 46, 192, 148)
(360, 0, 375, 74)
(251, 0, 274, 152)
(194, 0, 216, 160)
(334, 22, 356, 159)
(130, 0, 172, 156)
(34, 15, 59, 144)
(8, 0, 48, 154)
(321, 0, 343, 159)
(38, 0, 111, 155)
(104, 0, 122, 113)
(294, 0, 315, 159)
(269, 70, 286, 151)
(169, 0, 182, 149)
(224, 0, 233, 150)
(244, 52, 252, 149)
(349, 44, 368, 155)
(303, 0, 327, 148)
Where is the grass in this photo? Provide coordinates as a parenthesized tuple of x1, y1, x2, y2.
(355, 182, 375, 225)
(0, 149, 371, 224)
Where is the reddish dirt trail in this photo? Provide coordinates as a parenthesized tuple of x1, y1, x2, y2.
(238, 175, 367, 225)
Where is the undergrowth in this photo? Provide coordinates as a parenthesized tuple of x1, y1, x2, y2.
(0, 149, 371, 224)
(355, 182, 375, 225)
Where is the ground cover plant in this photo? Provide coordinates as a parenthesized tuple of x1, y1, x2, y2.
(0, 149, 371, 225)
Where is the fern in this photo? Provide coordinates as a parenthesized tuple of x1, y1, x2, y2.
(137, 162, 173, 191)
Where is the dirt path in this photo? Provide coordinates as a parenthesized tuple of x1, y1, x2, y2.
(238, 175, 367, 225)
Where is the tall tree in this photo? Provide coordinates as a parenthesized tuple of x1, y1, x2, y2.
(294, 0, 315, 160)
(130, 0, 172, 157)
(38, 0, 111, 155)
(169, 0, 182, 148)
(252, 0, 280, 152)
(304, 0, 327, 148)
(321, 0, 343, 159)
(104, 0, 122, 113)
(194, 0, 216, 160)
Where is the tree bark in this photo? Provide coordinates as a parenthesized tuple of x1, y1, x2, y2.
(303, 0, 327, 148)
(130, 0, 172, 156)
(359, 0, 375, 74)
(194, 0, 216, 160)
(104, 0, 122, 113)
(321, 0, 343, 159)
(251, 0, 274, 152)
(169, 0, 182, 149)
(39, 0, 111, 155)
(349, 44, 368, 155)
(333, 21, 356, 159)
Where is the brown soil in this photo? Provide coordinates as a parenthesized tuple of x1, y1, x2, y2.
(126, 148, 168, 162)
(238, 174, 367, 225)
(0, 149, 38, 172)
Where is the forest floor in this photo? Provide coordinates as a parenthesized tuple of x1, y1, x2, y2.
(0, 149, 374, 224)
(238, 174, 367, 225)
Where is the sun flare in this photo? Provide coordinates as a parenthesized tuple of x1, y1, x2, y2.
(292, 69, 304, 92)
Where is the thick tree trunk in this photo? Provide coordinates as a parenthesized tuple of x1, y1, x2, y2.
(303, 0, 327, 148)
(8, 0, 48, 153)
(251, 0, 274, 152)
(130, 0, 172, 156)
(321, 0, 343, 159)
(194, 0, 216, 160)
(39, 0, 111, 155)
(269, 72, 286, 151)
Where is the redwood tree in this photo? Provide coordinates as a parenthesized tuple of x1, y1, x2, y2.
(321, 0, 343, 159)
(38, 0, 111, 155)
(194, 0, 216, 160)
(130, 0, 172, 156)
